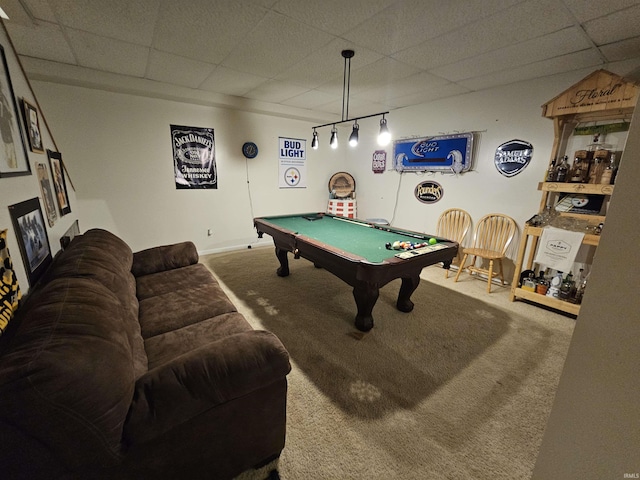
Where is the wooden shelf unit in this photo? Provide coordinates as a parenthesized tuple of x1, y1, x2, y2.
(510, 70, 638, 315)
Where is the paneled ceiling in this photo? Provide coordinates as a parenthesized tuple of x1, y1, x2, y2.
(2, 0, 640, 121)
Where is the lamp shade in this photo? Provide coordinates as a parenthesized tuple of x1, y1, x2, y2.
(349, 123, 359, 147)
(330, 126, 338, 149)
(378, 117, 391, 146)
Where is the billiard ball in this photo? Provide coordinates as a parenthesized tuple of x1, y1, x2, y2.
(428, 237, 437, 245)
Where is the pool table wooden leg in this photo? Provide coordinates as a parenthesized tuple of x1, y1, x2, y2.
(352, 283, 379, 332)
(274, 247, 290, 277)
(397, 275, 420, 312)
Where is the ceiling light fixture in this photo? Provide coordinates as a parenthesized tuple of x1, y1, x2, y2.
(311, 50, 390, 149)
(349, 121, 359, 147)
(330, 125, 338, 149)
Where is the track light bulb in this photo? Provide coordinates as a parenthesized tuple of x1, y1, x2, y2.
(349, 122, 359, 147)
(378, 117, 391, 146)
(311, 130, 318, 149)
(330, 126, 338, 149)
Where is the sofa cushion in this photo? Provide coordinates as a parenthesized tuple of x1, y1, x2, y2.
(0, 277, 136, 469)
(138, 278, 238, 339)
(132, 241, 199, 277)
(135, 263, 214, 300)
(144, 312, 253, 369)
(39, 228, 147, 378)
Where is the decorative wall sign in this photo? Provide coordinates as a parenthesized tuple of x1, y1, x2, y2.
(414, 180, 443, 204)
(372, 150, 386, 173)
(279, 137, 307, 188)
(0, 228, 22, 335)
(8, 197, 52, 286)
(394, 133, 475, 173)
(171, 124, 217, 189)
(0, 44, 31, 177)
(494, 139, 533, 177)
(47, 150, 71, 215)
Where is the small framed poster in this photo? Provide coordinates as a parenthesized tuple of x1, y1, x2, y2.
(47, 150, 71, 216)
(21, 98, 44, 153)
(8, 197, 52, 286)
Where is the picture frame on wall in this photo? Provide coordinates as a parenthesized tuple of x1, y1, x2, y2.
(0, 44, 31, 178)
(36, 162, 57, 227)
(21, 98, 44, 153)
(8, 197, 52, 286)
(47, 149, 71, 216)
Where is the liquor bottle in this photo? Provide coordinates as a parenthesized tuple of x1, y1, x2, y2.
(558, 272, 574, 301)
(574, 269, 589, 304)
(545, 159, 556, 182)
(555, 156, 570, 182)
(569, 151, 589, 183)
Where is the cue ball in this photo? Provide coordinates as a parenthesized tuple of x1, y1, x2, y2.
(429, 238, 437, 245)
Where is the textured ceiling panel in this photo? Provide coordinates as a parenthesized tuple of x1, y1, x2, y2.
(3, 0, 640, 120)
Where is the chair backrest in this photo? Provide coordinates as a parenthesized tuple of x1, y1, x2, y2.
(436, 208, 472, 245)
(471, 213, 517, 255)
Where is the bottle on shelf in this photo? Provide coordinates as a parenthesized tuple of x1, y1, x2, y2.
(558, 272, 575, 301)
(601, 152, 618, 185)
(554, 156, 570, 182)
(546, 159, 557, 182)
(574, 269, 589, 304)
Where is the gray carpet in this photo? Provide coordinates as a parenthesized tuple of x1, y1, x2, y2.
(202, 246, 575, 480)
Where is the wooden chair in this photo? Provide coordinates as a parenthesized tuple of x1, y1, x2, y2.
(436, 208, 472, 278)
(454, 213, 517, 293)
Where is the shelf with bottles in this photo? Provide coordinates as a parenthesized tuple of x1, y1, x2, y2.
(509, 225, 593, 316)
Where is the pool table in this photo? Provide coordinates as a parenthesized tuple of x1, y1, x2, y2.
(254, 213, 458, 331)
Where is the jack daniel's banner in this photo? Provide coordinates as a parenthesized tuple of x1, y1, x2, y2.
(171, 125, 217, 189)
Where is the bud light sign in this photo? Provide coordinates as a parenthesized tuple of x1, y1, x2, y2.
(494, 139, 533, 177)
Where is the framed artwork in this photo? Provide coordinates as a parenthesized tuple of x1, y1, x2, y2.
(47, 149, 71, 216)
(36, 162, 57, 227)
(8, 197, 52, 286)
(21, 98, 44, 153)
(0, 44, 31, 177)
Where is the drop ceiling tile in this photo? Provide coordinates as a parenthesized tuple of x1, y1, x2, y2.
(347, 57, 423, 94)
(343, 0, 521, 55)
(274, 40, 383, 89)
(65, 29, 148, 77)
(50, 0, 160, 46)
(600, 36, 640, 62)
(153, 0, 269, 64)
(272, 0, 396, 36)
(583, 5, 640, 45)
(4, 21, 76, 63)
(354, 72, 450, 103)
(281, 89, 337, 109)
(458, 49, 604, 91)
(221, 11, 335, 77)
(431, 27, 593, 82)
(562, 0, 640, 22)
(393, 0, 575, 69)
(19, 0, 57, 22)
(146, 50, 215, 89)
(389, 82, 472, 107)
(243, 80, 309, 103)
(200, 66, 269, 96)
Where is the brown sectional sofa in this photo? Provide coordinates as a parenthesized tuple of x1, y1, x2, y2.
(0, 228, 291, 479)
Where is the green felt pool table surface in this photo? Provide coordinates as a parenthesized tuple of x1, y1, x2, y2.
(258, 213, 444, 263)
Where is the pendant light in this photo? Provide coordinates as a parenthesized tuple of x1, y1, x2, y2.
(311, 50, 390, 149)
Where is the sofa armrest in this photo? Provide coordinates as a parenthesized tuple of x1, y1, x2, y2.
(131, 241, 199, 277)
(123, 330, 291, 445)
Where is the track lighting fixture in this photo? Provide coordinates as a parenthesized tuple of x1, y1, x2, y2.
(349, 122, 359, 147)
(330, 125, 338, 149)
(311, 50, 390, 150)
(378, 116, 391, 146)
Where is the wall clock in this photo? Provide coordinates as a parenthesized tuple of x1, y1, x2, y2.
(242, 142, 259, 159)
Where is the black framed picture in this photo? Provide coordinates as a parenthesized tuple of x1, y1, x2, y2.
(47, 149, 71, 216)
(21, 98, 44, 153)
(8, 197, 52, 286)
(0, 44, 31, 177)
